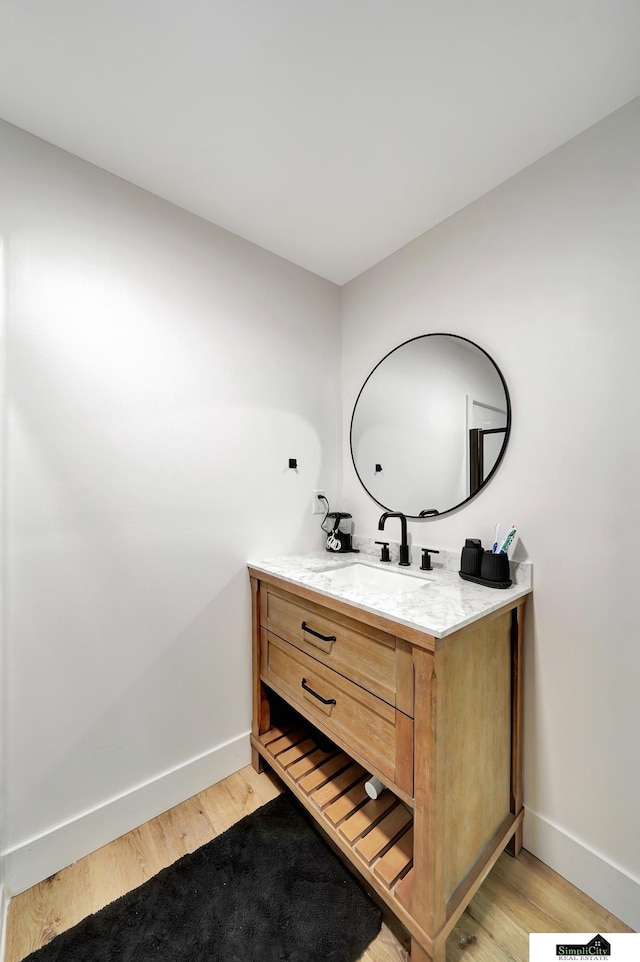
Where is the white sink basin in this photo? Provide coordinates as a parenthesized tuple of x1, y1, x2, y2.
(322, 563, 431, 597)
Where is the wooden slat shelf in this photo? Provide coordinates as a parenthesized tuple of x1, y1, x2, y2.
(256, 723, 414, 895)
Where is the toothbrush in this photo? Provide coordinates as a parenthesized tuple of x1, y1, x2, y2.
(492, 523, 501, 554)
(499, 525, 517, 555)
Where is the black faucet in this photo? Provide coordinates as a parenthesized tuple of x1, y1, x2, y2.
(378, 512, 410, 566)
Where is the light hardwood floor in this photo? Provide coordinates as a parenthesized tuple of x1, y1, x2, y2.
(4, 765, 633, 962)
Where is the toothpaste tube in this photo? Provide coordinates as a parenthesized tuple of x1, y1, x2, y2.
(499, 526, 517, 555)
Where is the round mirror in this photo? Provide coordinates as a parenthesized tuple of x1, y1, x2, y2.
(350, 334, 511, 518)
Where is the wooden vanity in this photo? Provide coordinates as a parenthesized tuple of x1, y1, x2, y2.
(249, 559, 528, 962)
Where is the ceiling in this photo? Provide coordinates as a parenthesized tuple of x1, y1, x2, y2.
(1, 1, 639, 285)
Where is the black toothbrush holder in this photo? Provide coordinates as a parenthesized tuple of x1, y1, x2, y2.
(480, 550, 511, 586)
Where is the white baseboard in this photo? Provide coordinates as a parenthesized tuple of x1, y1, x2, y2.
(1, 731, 251, 897)
(524, 808, 640, 932)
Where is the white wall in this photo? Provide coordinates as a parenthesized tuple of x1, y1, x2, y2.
(0, 120, 341, 892)
(0, 235, 8, 952)
(2, 97, 639, 930)
(341, 98, 640, 929)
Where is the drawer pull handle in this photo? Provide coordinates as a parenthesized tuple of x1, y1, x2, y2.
(301, 621, 336, 643)
(301, 678, 336, 706)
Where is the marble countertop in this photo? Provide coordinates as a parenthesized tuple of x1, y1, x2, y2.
(247, 549, 532, 639)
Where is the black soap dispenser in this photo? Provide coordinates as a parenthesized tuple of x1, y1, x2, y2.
(460, 539, 483, 578)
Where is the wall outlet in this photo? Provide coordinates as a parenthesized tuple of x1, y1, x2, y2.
(312, 489, 327, 515)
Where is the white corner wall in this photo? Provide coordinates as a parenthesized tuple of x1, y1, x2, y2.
(0, 235, 8, 953)
(0, 120, 341, 894)
(341, 98, 640, 930)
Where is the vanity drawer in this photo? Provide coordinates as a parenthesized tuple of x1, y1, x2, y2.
(262, 585, 408, 711)
(263, 632, 413, 791)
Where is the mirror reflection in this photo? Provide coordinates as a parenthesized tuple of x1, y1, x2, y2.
(350, 334, 510, 518)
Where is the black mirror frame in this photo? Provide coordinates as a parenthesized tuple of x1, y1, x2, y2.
(349, 333, 512, 519)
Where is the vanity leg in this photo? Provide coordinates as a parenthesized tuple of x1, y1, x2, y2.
(250, 577, 270, 778)
(251, 746, 264, 774)
(506, 823, 523, 857)
(506, 603, 525, 858)
(410, 938, 430, 962)
(410, 937, 446, 962)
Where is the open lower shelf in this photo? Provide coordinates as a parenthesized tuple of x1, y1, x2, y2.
(254, 721, 414, 893)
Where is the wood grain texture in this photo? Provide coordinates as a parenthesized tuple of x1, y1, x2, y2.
(251, 579, 270, 738)
(443, 611, 512, 897)
(410, 645, 444, 934)
(264, 631, 406, 785)
(4, 766, 632, 962)
(507, 602, 525, 856)
(264, 585, 398, 705)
